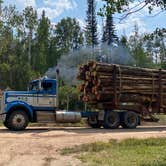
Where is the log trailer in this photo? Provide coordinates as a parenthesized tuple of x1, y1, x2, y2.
(0, 62, 166, 130)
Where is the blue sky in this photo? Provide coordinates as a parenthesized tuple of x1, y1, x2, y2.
(3, 0, 166, 38)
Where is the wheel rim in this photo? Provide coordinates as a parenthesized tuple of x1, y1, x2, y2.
(12, 114, 25, 128)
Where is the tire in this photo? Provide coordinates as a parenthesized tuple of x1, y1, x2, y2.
(121, 111, 139, 129)
(6, 110, 29, 131)
(103, 111, 120, 129)
(87, 115, 101, 128)
(3, 121, 12, 129)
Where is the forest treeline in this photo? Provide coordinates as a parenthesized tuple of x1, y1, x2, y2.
(0, 1, 166, 91)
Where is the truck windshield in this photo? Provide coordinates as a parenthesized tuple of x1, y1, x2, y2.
(29, 81, 39, 91)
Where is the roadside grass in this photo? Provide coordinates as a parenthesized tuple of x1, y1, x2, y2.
(61, 138, 166, 166)
(155, 115, 166, 125)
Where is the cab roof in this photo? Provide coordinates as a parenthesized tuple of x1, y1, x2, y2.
(30, 78, 56, 84)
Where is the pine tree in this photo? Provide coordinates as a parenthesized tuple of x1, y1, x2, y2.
(55, 17, 84, 53)
(34, 10, 50, 73)
(85, 0, 98, 48)
(120, 35, 127, 46)
(102, 2, 118, 45)
(0, 0, 3, 16)
(23, 6, 37, 65)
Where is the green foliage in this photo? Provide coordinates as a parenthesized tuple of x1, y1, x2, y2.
(85, 0, 98, 47)
(54, 17, 84, 53)
(131, 44, 151, 67)
(0, 4, 84, 90)
(59, 85, 84, 111)
(98, 0, 131, 16)
(0, 63, 10, 72)
(61, 138, 166, 166)
(161, 62, 166, 69)
(127, 24, 154, 68)
(23, 6, 38, 64)
(120, 35, 127, 46)
(46, 17, 84, 68)
(11, 62, 39, 90)
(100, 0, 166, 16)
(102, 10, 118, 45)
(34, 10, 50, 73)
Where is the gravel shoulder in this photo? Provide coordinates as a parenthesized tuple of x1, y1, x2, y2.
(0, 126, 166, 166)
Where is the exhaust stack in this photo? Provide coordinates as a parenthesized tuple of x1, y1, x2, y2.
(56, 69, 59, 109)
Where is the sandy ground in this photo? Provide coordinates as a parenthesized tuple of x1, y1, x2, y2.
(0, 126, 166, 166)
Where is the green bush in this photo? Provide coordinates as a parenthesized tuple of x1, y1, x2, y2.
(59, 85, 84, 111)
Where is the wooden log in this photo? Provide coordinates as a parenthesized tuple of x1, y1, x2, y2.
(92, 64, 114, 72)
(77, 61, 166, 112)
(91, 62, 166, 79)
(97, 94, 114, 101)
(77, 84, 85, 92)
(92, 61, 164, 73)
(119, 94, 157, 103)
(91, 71, 112, 77)
(96, 79, 112, 86)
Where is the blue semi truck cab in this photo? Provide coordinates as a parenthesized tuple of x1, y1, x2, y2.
(0, 77, 88, 130)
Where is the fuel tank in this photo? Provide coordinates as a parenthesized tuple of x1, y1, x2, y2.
(55, 111, 81, 123)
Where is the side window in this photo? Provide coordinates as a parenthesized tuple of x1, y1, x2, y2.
(42, 82, 53, 92)
(29, 81, 39, 91)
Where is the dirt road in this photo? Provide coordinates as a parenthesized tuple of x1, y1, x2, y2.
(0, 126, 166, 166)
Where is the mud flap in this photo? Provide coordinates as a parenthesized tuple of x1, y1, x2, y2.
(98, 110, 105, 121)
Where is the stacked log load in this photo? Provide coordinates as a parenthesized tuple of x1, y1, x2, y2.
(77, 61, 166, 110)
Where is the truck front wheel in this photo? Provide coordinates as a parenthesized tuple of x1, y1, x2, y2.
(121, 111, 139, 129)
(103, 111, 120, 129)
(6, 110, 29, 131)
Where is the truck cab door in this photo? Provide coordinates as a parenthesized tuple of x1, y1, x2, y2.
(37, 80, 56, 107)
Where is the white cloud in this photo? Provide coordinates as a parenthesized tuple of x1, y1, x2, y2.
(37, 7, 60, 19)
(4, 0, 36, 9)
(76, 18, 85, 28)
(4, 0, 77, 20)
(97, 23, 102, 37)
(115, 1, 162, 36)
(43, 0, 77, 9)
(116, 14, 147, 36)
(38, 0, 77, 20)
(96, 0, 103, 3)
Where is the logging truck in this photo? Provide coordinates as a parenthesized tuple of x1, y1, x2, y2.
(0, 62, 166, 130)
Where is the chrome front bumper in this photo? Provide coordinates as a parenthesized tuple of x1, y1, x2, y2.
(0, 113, 6, 122)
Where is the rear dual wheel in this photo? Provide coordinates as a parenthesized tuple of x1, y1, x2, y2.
(103, 110, 139, 129)
(103, 111, 120, 129)
(121, 111, 139, 129)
